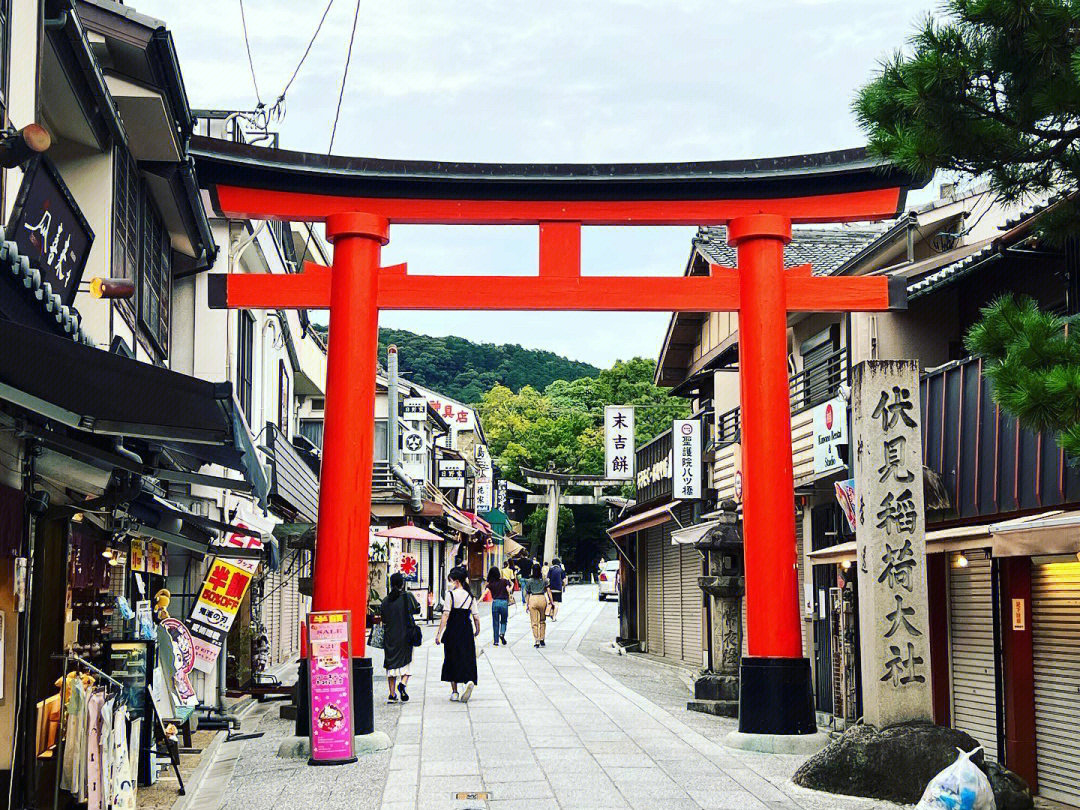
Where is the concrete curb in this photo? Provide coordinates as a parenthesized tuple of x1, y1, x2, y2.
(168, 697, 263, 810)
(276, 731, 392, 759)
(723, 730, 831, 756)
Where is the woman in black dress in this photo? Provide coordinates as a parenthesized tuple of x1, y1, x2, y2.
(380, 572, 420, 703)
(435, 566, 480, 702)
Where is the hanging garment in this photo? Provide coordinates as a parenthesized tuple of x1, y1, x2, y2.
(86, 690, 105, 810)
(111, 705, 135, 810)
(60, 678, 87, 794)
(100, 698, 114, 810)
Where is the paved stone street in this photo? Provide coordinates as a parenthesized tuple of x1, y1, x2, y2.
(190, 586, 905, 810)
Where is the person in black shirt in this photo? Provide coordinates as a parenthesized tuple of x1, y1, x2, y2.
(481, 566, 513, 645)
(547, 558, 566, 620)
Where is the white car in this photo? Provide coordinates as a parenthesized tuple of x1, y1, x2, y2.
(597, 559, 620, 601)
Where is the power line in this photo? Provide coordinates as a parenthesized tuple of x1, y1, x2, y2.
(270, 0, 337, 119)
(237, 0, 262, 107)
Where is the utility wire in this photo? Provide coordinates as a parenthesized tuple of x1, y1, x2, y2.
(269, 0, 338, 119)
(237, 0, 263, 107)
(297, 0, 363, 268)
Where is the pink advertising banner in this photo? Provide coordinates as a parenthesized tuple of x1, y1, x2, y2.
(307, 610, 356, 765)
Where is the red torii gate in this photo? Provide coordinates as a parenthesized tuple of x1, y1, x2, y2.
(195, 138, 923, 740)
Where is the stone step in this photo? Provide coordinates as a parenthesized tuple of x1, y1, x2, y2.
(687, 699, 738, 718)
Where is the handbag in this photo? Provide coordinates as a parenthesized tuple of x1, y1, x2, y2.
(408, 624, 423, 647)
(368, 622, 385, 649)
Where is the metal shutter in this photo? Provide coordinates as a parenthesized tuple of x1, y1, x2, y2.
(281, 551, 301, 660)
(662, 529, 681, 661)
(796, 511, 809, 658)
(680, 544, 703, 667)
(1031, 561, 1080, 806)
(948, 552, 998, 762)
(646, 527, 663, 656)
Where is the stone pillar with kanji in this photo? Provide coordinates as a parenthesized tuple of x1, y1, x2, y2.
(852, 360, 934, 727)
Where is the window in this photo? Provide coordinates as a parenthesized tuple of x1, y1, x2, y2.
(113, 147, 172, 356)
(374, 419, 388, 461)
(139, 196, 170, 352)
(238, 311, 255, 424)
(299, 419, 323, 449)
(278, 360, 290, 435)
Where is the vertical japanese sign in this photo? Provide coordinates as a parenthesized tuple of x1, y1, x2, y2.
(604, 406, 635, 479)
(187, 558, 254, 673)
(475, 444, 493, 511)
(497, 479, 508, 512)
(307, 611, 356, 764)
(852, 360, 933, 727)
(673, 419, 701, 499)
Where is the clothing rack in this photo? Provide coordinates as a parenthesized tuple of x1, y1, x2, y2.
(51, 651, 124, 810)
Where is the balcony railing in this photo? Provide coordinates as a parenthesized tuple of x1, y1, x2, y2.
(266, 424, 319, 523)
(711, 346, 848, 446)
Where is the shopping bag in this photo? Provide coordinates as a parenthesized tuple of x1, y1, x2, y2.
(916, 747, 995, 810)
(368, 623, 385, 649)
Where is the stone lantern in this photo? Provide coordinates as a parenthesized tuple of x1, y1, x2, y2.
(688, 500, 743, 717)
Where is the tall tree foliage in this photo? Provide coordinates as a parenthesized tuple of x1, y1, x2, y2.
(857, 0, 1080, 455)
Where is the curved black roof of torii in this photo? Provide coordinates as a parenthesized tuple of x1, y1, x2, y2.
(190, 135, 926, 210)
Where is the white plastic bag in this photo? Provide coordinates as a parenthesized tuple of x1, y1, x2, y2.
(916, 747, 996, 810)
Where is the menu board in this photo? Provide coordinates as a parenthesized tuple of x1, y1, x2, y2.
(105, 640, 154, 720)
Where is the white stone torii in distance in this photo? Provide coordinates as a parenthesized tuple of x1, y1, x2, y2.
(520, 466, 627, 564)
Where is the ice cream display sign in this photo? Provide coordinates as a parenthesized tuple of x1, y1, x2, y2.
(307, 610, 356, 764)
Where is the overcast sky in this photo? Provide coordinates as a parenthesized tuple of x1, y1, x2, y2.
(141, 0, 937, 368)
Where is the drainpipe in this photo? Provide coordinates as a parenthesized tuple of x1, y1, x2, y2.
(387, 345, 423, 511)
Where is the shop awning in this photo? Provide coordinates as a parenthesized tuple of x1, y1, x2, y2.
(461, 510, 492, 535)
(608, 501, 677, 539)
(375, 524, 444, 543)
(671, 519, 721, 545)
(503, 536, 528, 559)
(804, 510, 1078, 564)
(0, 318, 268, 504)
(446, 513, 476, 535)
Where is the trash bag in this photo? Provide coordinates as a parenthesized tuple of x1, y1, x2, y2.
(916, 747, 996, 810)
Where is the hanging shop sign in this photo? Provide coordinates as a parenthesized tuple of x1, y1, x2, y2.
(497, 479, 508, 512)
(147, 541, 165, 576)
(403, 396, 428, 421)
(307, 610, 357, 764)
(604, 405, 635, 480)
(812, 396, 848, 475)
(427, 398, 475, 429)
(673, 419, 702, 500)
(835, 478, 857, 533)
(399, 553, 419, 582)
(159, 617, 198, 707)
(130, 538, 147, 573)
(475, 444, 493, 511)
(216, 499, 269, 575)
(8, 156, 94, 306)
(187, 558, 254, 673)
(437, 459, 465, 488)
(401, 428, 428, 484)
(475, 478, 493, 512)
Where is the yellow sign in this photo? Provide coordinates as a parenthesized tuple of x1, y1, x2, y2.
(130, 538, 146, 573)
(147, 541, 164, 576)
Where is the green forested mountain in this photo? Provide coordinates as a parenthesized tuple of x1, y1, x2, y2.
(375, 328, 600, 403)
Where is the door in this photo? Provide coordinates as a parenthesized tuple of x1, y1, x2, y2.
(646, 526, 663, 656)
(1031, 561, 1080, 806)
(679, 543, 703, 667)
(810, 504, 840, 713)
(948, 551, 998, 763)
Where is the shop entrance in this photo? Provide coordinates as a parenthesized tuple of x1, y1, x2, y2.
(194, 137, 924, 738)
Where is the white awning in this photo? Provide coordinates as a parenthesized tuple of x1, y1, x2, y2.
(671, 519, 721, 545)
(446, 513, 476, 535)
(607, 501, 677, 539)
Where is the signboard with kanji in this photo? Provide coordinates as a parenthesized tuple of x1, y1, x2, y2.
(187, 558, 254, 673)
(307, 611, 356, 764)
(604, 406, 635, 480)
(673, 419, 701, 500)
(852, 360, 933, 727)
(438, 459, 465, 488)
(403, 397, 427, 421)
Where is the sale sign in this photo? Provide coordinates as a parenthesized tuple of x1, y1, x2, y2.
(187, 558, 253, 673)
(307, 611, 356, 764)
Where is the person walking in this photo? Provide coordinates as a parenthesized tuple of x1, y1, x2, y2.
(481, 566, 513, 645)
(522, 562, 553, 648)
(435, 566, 480, 702)
(380, 572, 420, 703)
(547, 558, 566, 620)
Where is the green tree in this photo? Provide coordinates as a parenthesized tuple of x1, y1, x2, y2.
(857, 0, 1080, 454)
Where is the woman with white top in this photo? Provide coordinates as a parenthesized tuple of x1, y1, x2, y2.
(435, 566, 480, 702)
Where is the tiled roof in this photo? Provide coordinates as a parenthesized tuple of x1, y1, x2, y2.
(692, 222, 895, 276)
(0, 228, 89, 343)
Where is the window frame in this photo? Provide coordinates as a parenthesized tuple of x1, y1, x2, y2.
(238, 311, 255, 424)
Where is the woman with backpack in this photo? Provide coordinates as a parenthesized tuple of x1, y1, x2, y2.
(435, 566, 480, 702)
(380, 572, 421, 703)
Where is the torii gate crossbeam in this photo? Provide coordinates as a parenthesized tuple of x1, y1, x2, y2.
(196, 137, 925, 743)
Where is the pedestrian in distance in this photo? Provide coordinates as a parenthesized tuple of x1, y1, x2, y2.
(522, 562, 553, 648)
(481, 566, 513, 645)
(547, 558, 565, 620)
(380, 572, 420, 703)
(435, 566, 480, 702)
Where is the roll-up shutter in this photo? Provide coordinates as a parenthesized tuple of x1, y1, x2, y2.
(282, 551, 301, 660)
(680, 543, 703, 667)
(662, 528, 681, 661)
(948, 552, 998, 763)
(796, 510, 808, 658)
(646, 526, 663, 656)
(1031, 561, 1080, 806)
